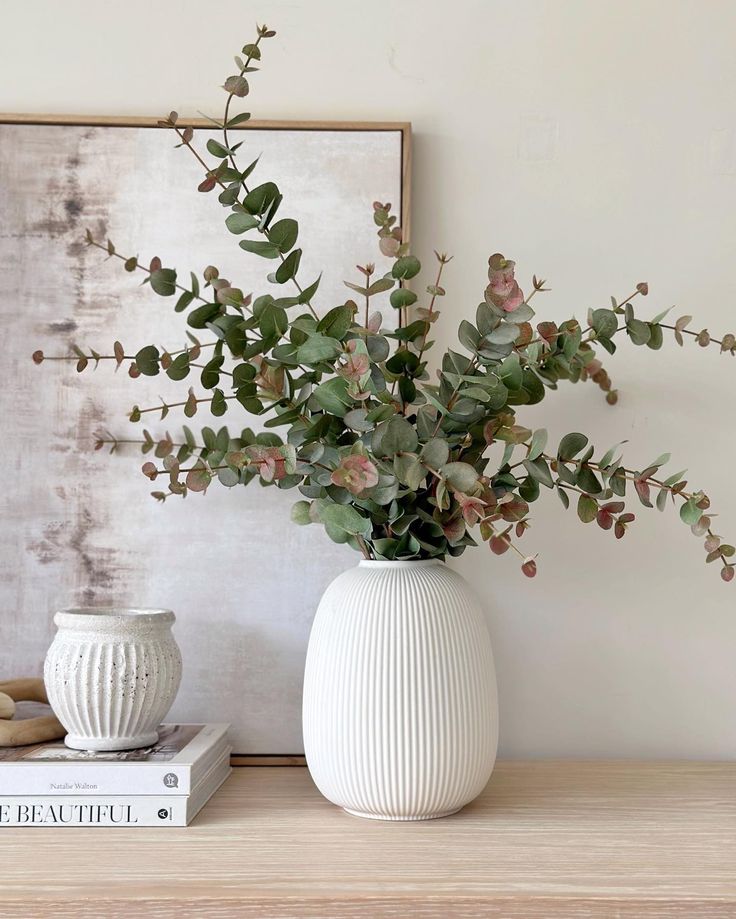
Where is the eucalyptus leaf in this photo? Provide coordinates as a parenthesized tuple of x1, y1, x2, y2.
(393, 453, 426, 490)
(380, 415, 418, 456)
(319, 503, 371, 536)
(528, 428, 548, 461)
(558, 432, 589, 461)
(391, 255, 421, 280)
(267, 218, 298, 253)
(150, 269, 177, 297)
(441, 462, 478, 492)
(421, 438, 450, 469)
(297, 333, 342, 364)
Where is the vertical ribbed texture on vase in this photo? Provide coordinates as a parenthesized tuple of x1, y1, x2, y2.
(44, 610, 182, 751)
(303, 560, 498, 820)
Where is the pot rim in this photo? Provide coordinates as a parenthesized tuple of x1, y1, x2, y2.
(358, 559, 442, 569)
(54, 607, 175, 628)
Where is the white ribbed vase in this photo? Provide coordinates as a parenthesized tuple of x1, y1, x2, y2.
(44, 608, 182, 752)
(303, 560, 498, 820)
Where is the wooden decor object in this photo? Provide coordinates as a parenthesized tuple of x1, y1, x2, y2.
(0, 691, 15, 719)
(0, 677, 65, 746)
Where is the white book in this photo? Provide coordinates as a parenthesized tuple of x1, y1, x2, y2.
(0, 747, 232, 827)
(0, 723, 229, 796)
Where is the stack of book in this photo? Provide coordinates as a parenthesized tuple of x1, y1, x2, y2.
(0, 723, 230, 826)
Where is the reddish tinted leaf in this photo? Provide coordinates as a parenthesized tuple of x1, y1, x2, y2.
(721, 566, 735, 583)
(198, 174, 217, 193)
(499, 497, 529, 523)
(490, 534, 510, 555)
(32, 350, 44, 364)
(442, 517, 466, 544)
(516, 322, 533, 346)
(634, 479, 652, 507)
(330, 455, 379, 496)
(155, 436, 173, 459)
(141, 462, 158, 481)
(691, 515, 711, 537)
(223, 75, 249, 97)
(537, 321, 559, 344)
(184, 388, 198, 417)
(521, 558, 537, 578)
(186, 462, 211, 493)
(596, 510, 613, 530)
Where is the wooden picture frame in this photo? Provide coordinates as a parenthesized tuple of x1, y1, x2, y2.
(0, 115, 411, 766)
(0, 113, 411, 236)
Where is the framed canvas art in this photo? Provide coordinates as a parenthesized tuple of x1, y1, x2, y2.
(0, 115, 410, 757)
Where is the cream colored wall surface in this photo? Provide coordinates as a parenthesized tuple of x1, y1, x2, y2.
(1, 0, 735, 757)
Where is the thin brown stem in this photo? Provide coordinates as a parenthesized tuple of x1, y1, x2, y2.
(415, 259, 447, 367)
(87, 239, 210, 305)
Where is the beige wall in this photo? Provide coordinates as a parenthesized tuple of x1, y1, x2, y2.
(2, 0, 735, 757)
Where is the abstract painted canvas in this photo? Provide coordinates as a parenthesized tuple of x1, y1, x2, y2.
(0, 117, 408, 754)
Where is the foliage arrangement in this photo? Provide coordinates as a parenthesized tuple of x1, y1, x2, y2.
(35, 25, 736, 582)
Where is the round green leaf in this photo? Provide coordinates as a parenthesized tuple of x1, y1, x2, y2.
(134, 345, 160, 376)
(441, 461, 478, 492)
(226, 211, 260, 234)
(268, 218, 298, 253)
(391, 255, 421, 281)
(150, 269, 177, 297)
(390, 288, 418, 310)
(558, 432, 589, 461)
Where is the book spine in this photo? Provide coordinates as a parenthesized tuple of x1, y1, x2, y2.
(0, 795, 190, 827)
(0, 765, 192, 796)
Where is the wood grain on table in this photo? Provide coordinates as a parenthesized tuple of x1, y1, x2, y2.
(1, 761, 735, 918)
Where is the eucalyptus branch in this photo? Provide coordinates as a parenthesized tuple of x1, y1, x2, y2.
(32, 29, 735, 580)
(84, 237, 211, 305)
(415, 253, 451, 367)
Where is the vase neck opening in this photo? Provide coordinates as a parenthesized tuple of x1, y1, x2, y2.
(358, 559, 443, 569)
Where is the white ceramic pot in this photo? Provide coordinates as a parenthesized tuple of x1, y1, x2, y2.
(44, 608, 182, 752)
(303, 560, 498, 820)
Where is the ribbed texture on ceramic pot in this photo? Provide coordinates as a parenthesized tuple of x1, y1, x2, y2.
(303, 560, 498, 820)
(44, 609, 182, 750)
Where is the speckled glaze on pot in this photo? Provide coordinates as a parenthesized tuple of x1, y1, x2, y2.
(44, 608, 182, 751)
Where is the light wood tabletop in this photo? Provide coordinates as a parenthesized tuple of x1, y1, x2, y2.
(1, 761, 736, 918)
